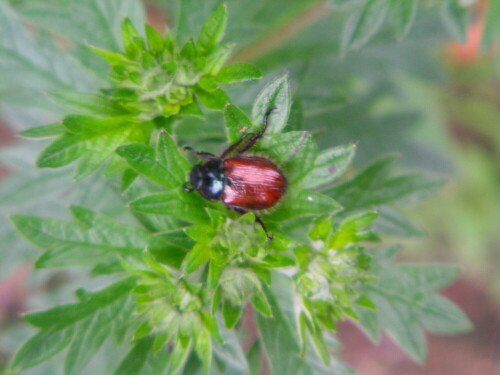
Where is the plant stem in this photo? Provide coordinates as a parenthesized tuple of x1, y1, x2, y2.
(229, 0, 330, 63)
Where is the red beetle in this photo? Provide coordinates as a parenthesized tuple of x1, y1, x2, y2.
(183, 107, 286, 239)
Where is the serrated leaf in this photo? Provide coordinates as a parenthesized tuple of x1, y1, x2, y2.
(157, 131, 191, 185)
(224, 103, 253, 143)
(389, 0, 418, 39)
(10, 326, 76, 371)
(87, 45, 130, 65)
(301, 144, 356, 190)
(17, 0, 145, 51)
(326, 156, 445, 213)
(129, 191, 210, 224)
(247, 339, 262, 375)
(10, 278, 135, 371)
(222, 299, 243, 329)
(11, 208, 150, 268)
(201, 312, 224, 344)
(168, 340, 191, 375)
(145, 24, 164, 55)
(113, 336, 169, 375)
(19, 123, 65, 139)
(62, 115, 129, 137)
(196, 86, 229, 110)
(252, 291, 273, 317)
(251, 75, 291, 134)
(183, 243, 211, 274)
(310, 330, 330, 365)
(419, 294, 472, 334)
(37, 134, 84, 168)
(195, 329, 212, 374)
(197, 4, 227, 52)
(364, 262, 465, 362)
(47, 91, 124, 116)
(375, 206, 424, 238)
(216, 63, 262, 83)
(341, 0, 389, 53)
(121, 18, 140, 53)
(442, 0, 469, 43)
(116, 144, 175, 188)
(267, 191, 342, 222)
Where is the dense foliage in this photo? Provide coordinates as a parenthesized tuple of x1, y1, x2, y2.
(1, 0, 494, 374)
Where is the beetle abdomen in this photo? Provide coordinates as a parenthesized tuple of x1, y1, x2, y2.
(222, 156, 286, 210)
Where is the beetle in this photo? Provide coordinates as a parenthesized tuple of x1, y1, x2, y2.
(183, 107, 286, 240)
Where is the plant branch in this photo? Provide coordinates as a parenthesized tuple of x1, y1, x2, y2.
(229, 1, 330, 63)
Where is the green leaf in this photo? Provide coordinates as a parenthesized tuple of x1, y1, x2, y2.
(389, 0, 418, 39)
(156, 131, 191, 185)
(375, 207, 424, 238)
(148, 230, 192, 269)
(10, 326, 76, 372)
(197, 4, 228, 52)
(121, 18, 140, 53)
(129, 191, 210, 224)
(196, 86, 230, 110)
(87, 45, 130, 65)
(62, 115, 129, 137)
(301, 144, 356, 190)
(113, 336, 169, 375)
(252, 75, 291, 134)
(0, 2, 99, 108)
(11, 208, 150, 268)
(116, 144, 175, 188)
(37, 134, 84, 168)
(182, 244, 211, 274)
(201, 312, 224, 344)
(195, 330, 212, 374)
(19, 123, 65, 139)
(10, 278, 135, 372)
(326, 156, 444, 213)
(168, 340, 191, 375)
(222, 299, 243, 329)
(341, 0, 389, 53)
(362, 263, 464, 362)
(310, 330, 330, 365)
(36, 115, 143, 179)
(145, 24, 164, 55)
(419, 295, 472, 334)
(47, 91, 124, 116)
(247, 340, 262, 375)
(441, 0, 469, 43)
(252, 291, 273, 317)
(255, 273, 304, 375)
(267, 191, 342, 222)
(216, 63, 262, 83)
(16, 0, 145, 51)
(224, 103, 253, 143)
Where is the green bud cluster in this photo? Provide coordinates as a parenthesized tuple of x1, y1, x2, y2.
(89, 5, 260, 121)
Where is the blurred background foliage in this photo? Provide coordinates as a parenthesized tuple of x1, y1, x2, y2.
(0, 0, 498, 374)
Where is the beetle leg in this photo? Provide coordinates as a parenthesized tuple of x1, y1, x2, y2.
(236, 106, 277, 155)
(184, 146, 219, 161)
(219, 133, 253, 159)
(228, 205, 273, 241)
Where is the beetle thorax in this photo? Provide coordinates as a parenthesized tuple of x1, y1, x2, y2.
(189, 161, 225, 201)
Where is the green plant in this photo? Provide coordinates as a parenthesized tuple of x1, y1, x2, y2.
(1, 0, 492, 374)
